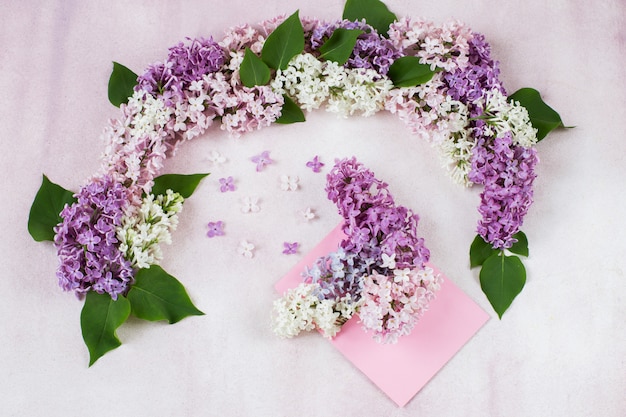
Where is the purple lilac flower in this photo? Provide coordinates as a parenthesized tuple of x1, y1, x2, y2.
(326, 157, 430, 271)
(167, 37, 225, 84)
(310, 20, 402, 75)
(303, 248, 366, 301)
(251, 151, 273, 171)
(207, 221, 225, 238)
(137, 37, 225, 99)
(219, 176, 235, 192)
(443, 33, 505, 105)
(282, 242, 299, 255)
(468, 132, 538, 249)
(53, 175, 134, 300)
(306, 155, 325, 173)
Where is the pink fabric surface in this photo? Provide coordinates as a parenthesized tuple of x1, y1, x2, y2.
(275, 224, 489, 406)
(2, 1, 626, 416)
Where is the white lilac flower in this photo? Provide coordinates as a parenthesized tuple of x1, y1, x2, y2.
(271, 283, 359, 339)
(116, 190, 184, 269)
(207, 150, 226, 165)
(272, 283, 321, 338)
(299, 207, 316, 222)
(241, 196, 260, 213)
(238, 239, 255, 258)
(280, 175, 299, 191)
(325, 63, 393, 117)
(271, 53, 328, 112)
(480, 89, 538, 147)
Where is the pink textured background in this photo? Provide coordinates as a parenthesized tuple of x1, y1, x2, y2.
(2, 1, 626, 416)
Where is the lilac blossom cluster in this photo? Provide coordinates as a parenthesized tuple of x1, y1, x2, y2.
(53, 176, 134, 300)
(359, 267, 442, 344)
(326, 157, 430, 271)
(310, 19, 401, 75)
(137, 37, 225, 100)
(468, 132, 538, 249)
(274, 158, 439, 343)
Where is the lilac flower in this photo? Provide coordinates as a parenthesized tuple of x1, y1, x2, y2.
(167, 37, 225, 85)
(468, 132, 538, 249)
(306, 155, 325, 173)
(219, 176, 235, 192)
(206, 221, 225, 238)
(310, 20, 401, 75)
(54, 175, 134, 300)
(280, 175, 299, 191)
(326, 158, 430, 270)
(137, 37, 225, 98)
(282, 242, 299, 255)
(241, 196, 260, 213)
(443, 33, 505, 105)
(251, 151, 273, 171)
(238, 239, 255, 258)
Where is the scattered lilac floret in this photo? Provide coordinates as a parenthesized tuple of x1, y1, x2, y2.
(251, 151, 273, 172)
(206, 221, 225, 238)
(282, 242, 299, 255)
(219, 176, 235, 192)
(306, 155, 325, 173)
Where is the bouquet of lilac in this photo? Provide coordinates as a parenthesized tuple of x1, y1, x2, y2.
(272, 158, 442, 343)
(28, 0, 568, 365)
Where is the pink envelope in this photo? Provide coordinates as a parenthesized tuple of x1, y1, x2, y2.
(275, 224, 490, 407)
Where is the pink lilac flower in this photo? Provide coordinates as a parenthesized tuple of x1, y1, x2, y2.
(251, 150, 273, 171)
(359, 267, 441, 344)
(53, 175, 134, 300)
(282, 242, 299, 255)
(206, 221, 225, 238)
(219, 176, 235, 192)
(306, 155, 325, 173)
(468, 132, 538, 249)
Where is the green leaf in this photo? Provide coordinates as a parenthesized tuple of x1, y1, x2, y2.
(319, 28, 364, 65)
(261, 11, 304, 70)
(240, 48, 271, 87)
(469, 234, 498, 268)
(508, 88, 564, 141)
(275, 94, 306, 124)
(508, 231, 529, 257)
(151, 173, 209, 199)
(342, 0, 397, 36)
(80, 292, 131, 366)
(108, 62, 138, 108)
(127, 265, 204, 324)
(388, 56, 436, 87)
(480, 252, 526, 319)
(28, 175, 76, 242)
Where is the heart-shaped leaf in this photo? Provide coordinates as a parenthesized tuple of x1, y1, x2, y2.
(388, 56, 436, 87)
(151, 173, 209, 199)
(127, 265, 204, 324)
(261, 11, 304, 70)
(275, 94, 306, 124)
(508, 231, 529, 257)
(469, 234, 499, 268)
(508, 88, 564, 141)
(81, 292, 131, 366)
(342, 0, 397, 37)
(480, 252, 526, 319)
(28, 175, 76, 242)
(319, 28, 364, 65)
(240, 48, 271, 87)
(108, 62, 138, 108)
